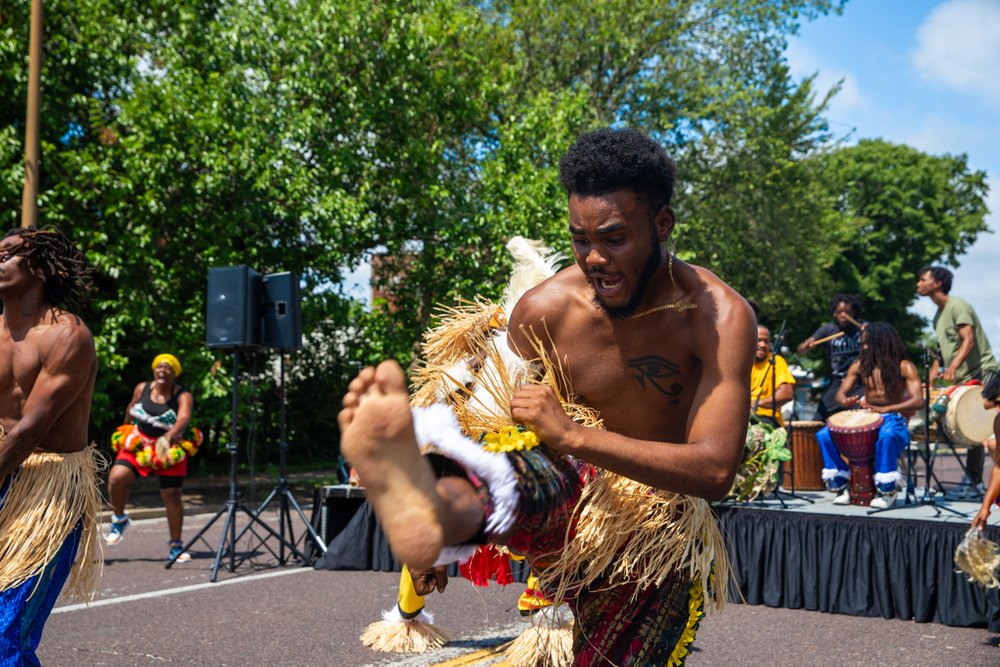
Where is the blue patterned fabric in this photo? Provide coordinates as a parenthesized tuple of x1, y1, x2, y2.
(0, 472, 82, 667)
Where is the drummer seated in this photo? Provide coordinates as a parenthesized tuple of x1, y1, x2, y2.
(750, 324, 796, 429)
(814, 322, 924, 508)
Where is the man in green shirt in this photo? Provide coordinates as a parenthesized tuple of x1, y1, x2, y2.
(917, 265, 999, 499)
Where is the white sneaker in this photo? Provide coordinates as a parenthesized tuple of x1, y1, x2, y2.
(870, 492, 897, 509)
(105, 515, 131, 545)
(832, 488, 851, 505)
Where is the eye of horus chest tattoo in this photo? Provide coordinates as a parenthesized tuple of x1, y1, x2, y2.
(628, 355, 683, 402)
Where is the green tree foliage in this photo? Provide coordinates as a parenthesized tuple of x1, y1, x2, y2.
(806, 139, 989, 343)
(677, 68, 845, 335)
(0, 0, 988, 466)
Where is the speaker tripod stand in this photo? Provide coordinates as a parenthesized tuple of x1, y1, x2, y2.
(166, 352, 305, 580)
(231, 351, 326, 565)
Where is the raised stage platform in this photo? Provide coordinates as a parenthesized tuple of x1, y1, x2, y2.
(716, 489, 1000, 631)
(310, 484, 1000, 631)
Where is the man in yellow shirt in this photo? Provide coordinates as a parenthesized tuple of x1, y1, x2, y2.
(750, 324, 796, 428)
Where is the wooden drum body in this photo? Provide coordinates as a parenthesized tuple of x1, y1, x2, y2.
(783, 421, 825, 491)
(827, 410, 883, 506)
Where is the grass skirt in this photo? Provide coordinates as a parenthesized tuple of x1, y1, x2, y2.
(0, 447, 104, 602)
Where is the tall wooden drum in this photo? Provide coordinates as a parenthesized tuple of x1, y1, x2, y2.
(827, 410, 883, 506)
(783, 421, 825, 490)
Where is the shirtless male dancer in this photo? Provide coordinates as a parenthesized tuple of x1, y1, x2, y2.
(814, 322, 922, 508)
(0, 227, 100, 664)
(340, 128, 756, 663)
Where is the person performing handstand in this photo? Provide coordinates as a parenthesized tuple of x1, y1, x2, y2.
(340, 127, 756, 665)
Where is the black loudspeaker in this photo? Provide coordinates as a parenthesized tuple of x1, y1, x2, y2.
(206, 266, 262, 348)
(262, 271, 302, 350)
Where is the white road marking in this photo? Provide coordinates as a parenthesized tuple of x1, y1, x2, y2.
(52, 566, 314, 614)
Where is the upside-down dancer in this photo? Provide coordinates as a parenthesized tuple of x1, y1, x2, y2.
(0, 227, 102, 665)
(815, 322, 922, 509)
(340, 127, 756, 665)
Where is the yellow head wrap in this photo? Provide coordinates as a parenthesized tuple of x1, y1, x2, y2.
(152, 353, 182, 378)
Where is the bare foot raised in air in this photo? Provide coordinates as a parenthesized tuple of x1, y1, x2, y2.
(338, 360, 444, 569)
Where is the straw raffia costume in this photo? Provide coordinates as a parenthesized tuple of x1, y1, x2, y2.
(359, 565, 451, 653)
(0, 446, 103, 663)
(405, 238, 728, 666)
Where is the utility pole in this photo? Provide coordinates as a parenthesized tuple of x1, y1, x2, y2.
(20, 0, 44, 228)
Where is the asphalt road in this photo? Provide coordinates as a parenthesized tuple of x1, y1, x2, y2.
(39, 500, 1000, 667)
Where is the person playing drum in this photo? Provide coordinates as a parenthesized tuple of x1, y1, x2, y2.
(815, 322, 922, 508)
(796, 294, 865, 421)
(971, 373, 1000, 530)
(917, 265, 999, 500)
(750, 324, 796, 428)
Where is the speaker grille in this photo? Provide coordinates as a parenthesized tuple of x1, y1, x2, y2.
(206, 266, 261, 348)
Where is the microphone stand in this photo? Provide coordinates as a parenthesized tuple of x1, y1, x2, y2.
(756, 322, 813, 506)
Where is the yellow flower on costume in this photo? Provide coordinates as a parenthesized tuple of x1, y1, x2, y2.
(481, 426, 540, 453)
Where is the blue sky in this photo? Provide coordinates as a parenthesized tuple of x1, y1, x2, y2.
(786, 0, 1000, 345)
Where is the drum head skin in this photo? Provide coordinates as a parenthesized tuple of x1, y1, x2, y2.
(946, 384, 994, 445)
(827, 409, 882, 430)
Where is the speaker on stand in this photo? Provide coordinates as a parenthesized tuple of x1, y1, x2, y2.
(168, 266, 304, 579)
(206, 265, 262, 348)
(234, 271, 326, 563)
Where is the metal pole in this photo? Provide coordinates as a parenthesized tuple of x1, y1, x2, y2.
(20, 0, 43, 228)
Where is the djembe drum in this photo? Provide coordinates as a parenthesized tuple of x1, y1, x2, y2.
(936, 383, 995, 446)
(827, 410, 883, 506)
(783, 421, 825, 491)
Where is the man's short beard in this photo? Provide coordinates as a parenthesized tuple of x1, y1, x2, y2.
(592, 231, 663, 320)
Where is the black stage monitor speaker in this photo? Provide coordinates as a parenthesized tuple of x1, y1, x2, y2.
(262, 271, 302, 350)
(206, 266, 262, 348)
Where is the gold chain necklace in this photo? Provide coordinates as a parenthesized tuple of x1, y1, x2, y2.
(625, 252, 697, 319)
(626, 300, 697, 319)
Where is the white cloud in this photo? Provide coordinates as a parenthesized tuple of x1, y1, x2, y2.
(913, 0, 1000, 106)
(784, 40, 868, 123)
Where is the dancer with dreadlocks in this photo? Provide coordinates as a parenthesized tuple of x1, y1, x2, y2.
(0, 226, 102, 664)
(815, 322, 922, 509)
